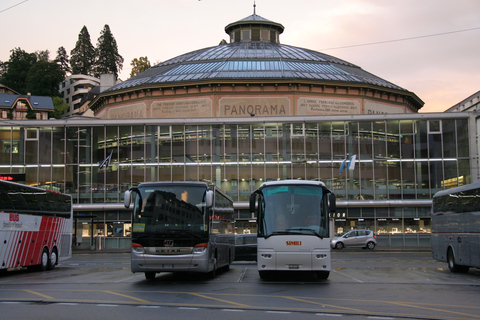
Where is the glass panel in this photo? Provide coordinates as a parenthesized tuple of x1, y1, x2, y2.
(132, 126, 145, 163)
(265, 123, 278, 162)
(442, 119, 456, 158)
(456, 118, 469, 158)
(185, 125, 198, 163)
(159, 126, 172, 163)
(38, 127, 52, 164)
(400, 120, 414, 159)
(0, 127, 12, 164)
(415, 120, 428, 158)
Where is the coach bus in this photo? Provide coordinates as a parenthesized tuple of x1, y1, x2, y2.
(124, 181, 235, 280)
(250, 180, 336, 280)
(0, 180, 72, 272)
(432, 180, 480, 273)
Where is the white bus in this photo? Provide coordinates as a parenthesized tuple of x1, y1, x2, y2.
(432, 180, 480, 273)
(250, 180, 336, 280)
(124, 181, 235, 280)
(0, 180, 72, 272)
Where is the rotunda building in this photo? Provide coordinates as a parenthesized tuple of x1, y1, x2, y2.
(90, 11, 423, 118)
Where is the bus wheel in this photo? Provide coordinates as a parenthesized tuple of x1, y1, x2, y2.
(316, 271, 330, 280)
(259, 271, 270, 280)
(447, 248, 469, 273)
(145, 272, 156, 280)
(38, 248, 49, 271)
(47, 248, 58, 270)
(208, 261, 217, 279)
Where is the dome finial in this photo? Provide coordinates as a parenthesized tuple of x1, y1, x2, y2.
(253, 1, 256, 15)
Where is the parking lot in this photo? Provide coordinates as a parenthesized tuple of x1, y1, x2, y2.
(1, 249, 480, 320)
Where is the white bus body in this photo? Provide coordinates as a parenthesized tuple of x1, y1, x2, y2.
(432, 180, 480, 273)
(250, 180, 336, 280)
(0, 180, 72, 272)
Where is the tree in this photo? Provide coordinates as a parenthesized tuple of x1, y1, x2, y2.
(130, 56, 151, 77)
(0, 48, 37, 94)
(95, 24, 123, 78)
(25, 60, 64, 96)
(35, 50, 50, 62)
(55, 46, 71, 76)
(50, 96, 70, 119)
(70, 26, 96, 75)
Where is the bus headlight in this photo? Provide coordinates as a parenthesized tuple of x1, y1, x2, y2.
(193, 243, 208, 253)
(261, 253, 272, 259)
(132, 243, 145, 254)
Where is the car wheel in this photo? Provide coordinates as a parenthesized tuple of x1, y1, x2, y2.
(145, 272, 156, 280)
(335, 242, 344, 250)
(447, 248, 469, 273)
(366, 241, 376, 250)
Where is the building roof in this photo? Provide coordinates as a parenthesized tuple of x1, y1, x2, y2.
(105, 11, 407, 94)
(0, 94, 54, 111)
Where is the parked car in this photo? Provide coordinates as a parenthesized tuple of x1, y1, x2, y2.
(331, 229, 377, 250)
(234, 234, 257, 261)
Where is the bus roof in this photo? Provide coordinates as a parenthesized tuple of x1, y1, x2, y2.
(433, 180, 480, 198)
(259, 179, 328, 190)
(138, 181, 210, 188)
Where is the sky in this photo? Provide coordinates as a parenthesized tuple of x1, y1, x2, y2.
(1, 0, 479, 113)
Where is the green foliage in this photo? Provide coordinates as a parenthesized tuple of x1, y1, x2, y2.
(95, 24, 123, 79)
(70, 26, 96, 75)
(50, 96, 70, 119)
(130, 56, 151, 78)
(25, 60, 64, 96)
(55, 46, 71, 75)
(0, 48, 37, 94)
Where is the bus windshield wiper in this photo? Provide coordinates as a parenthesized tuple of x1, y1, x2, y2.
(286, 227, 324, 239)
(265, 230, 303, 239)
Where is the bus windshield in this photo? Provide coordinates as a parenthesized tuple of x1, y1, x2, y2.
(259, 184, 327, 238)
(133, 185, 208, 241)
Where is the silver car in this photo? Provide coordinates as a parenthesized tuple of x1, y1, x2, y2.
(331, 229, 377, 250)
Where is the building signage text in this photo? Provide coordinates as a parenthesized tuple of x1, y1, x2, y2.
(220, 97, 291, 117)
(298, 97, 360, 115)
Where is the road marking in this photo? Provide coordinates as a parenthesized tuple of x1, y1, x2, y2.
(22, 289, 55, 300)
(97, 304, 118, 307)
(331, 269, 364, 283)
(389, 301, 480, 319)
(189, 292, 250, 308)
(267, 311, 291, 314)
(316, 314, 342, 317)
(282, 296, 367, 313)
(222, 309, 245, 312)
(139, 306, 160, 309)
(103, 290, 151, 304)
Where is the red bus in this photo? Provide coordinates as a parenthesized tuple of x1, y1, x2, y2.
(0, 180, 72, 272)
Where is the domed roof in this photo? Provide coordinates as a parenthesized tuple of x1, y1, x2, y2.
(106, 11, 406, 93)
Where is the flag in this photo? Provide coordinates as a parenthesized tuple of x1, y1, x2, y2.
(339, 159, 347, 174)
(99, 150, 113, 169)
(347, 154, 357, 171)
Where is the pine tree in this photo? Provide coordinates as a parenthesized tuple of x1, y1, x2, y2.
(70, 26, 96, 75)
(55, 46, 71, 76)
(95, 24, 123, 79)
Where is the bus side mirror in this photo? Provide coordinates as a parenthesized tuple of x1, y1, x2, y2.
(329, 193, 336, 213)
(249, 191, 258, 213)
(124, 190, 131, 208)
(206, 190, 214, 208)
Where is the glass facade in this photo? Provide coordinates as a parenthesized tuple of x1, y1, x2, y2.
(0, 113, 474, 247)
